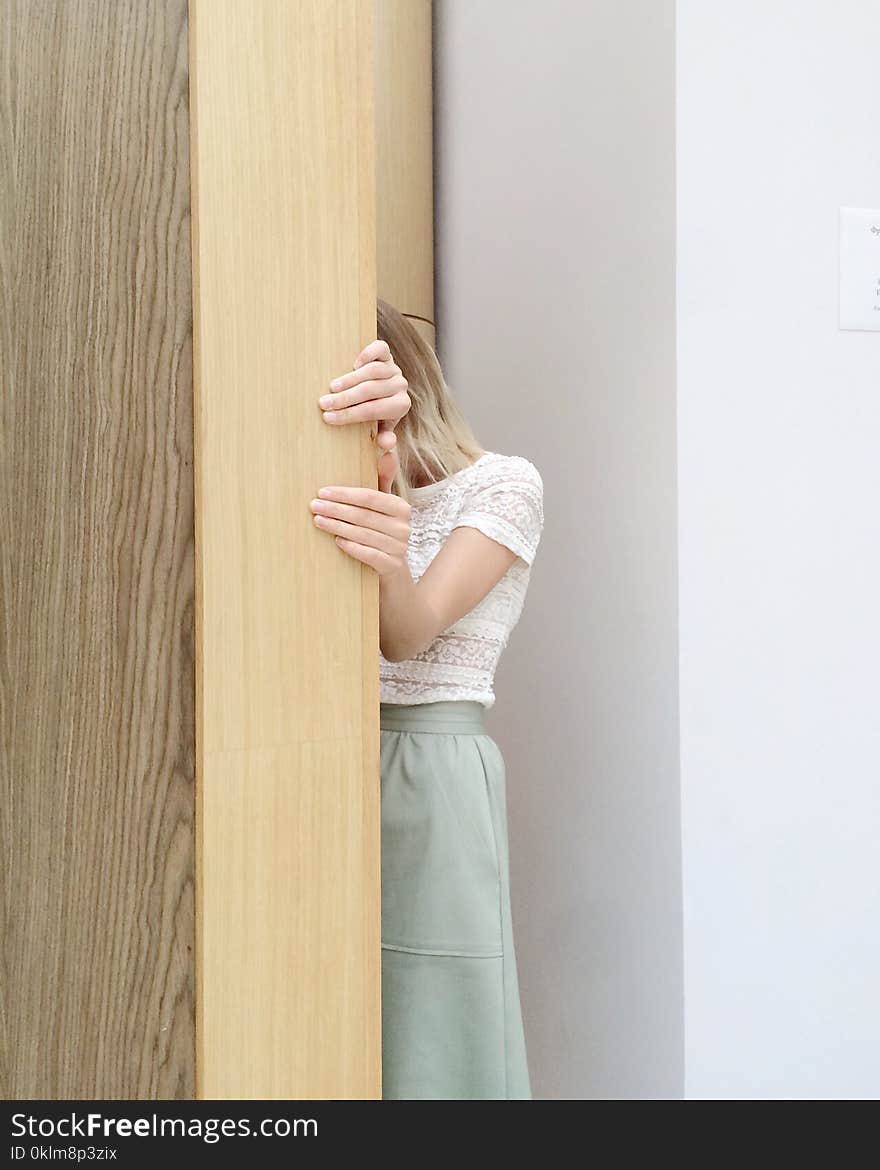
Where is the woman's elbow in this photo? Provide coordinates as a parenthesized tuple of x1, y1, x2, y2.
(381, 637, 427, 663)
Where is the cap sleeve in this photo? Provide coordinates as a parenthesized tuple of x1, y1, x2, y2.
(452, 455, 545, 566)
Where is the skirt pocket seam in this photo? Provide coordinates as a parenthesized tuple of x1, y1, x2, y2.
(381, 941, 503, 959)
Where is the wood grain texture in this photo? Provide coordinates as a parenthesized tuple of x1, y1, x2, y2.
(189, 0, 380, 1099)
(375, 0, 434, 339)
(0, 0, 195, 1098)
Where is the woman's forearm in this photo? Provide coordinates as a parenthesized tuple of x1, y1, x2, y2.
(379, 563, 441, 662)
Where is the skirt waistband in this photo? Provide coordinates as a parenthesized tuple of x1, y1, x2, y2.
(380, 700, 487, 735)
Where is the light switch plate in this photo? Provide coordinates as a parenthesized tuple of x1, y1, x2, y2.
(839, 206, 880, 331)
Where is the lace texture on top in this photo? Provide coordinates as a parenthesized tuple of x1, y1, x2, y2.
(379, 451, 544, 709)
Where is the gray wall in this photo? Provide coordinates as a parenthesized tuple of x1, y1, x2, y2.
(434, 0, 682, 1099)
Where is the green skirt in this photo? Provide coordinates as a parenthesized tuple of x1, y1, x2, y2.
(379, 699, 532, 1100)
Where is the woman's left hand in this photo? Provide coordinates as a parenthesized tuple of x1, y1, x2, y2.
(309, 485, 411, 578)
(319, 339, 411, 456)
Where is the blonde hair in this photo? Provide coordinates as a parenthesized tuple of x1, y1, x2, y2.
(376, 298, 485, 504)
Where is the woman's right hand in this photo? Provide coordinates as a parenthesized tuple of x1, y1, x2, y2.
(377, 441, 399, 495)
(321, 339, 411, 457)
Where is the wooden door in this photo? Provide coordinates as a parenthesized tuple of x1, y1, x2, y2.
(189, 0, 381, 1100)
(1, 0, 435, 1102)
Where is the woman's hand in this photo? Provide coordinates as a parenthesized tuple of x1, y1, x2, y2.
(309, 484, 411, 578)
(313, 338, 410, 571)
(319, 338, 410, 457)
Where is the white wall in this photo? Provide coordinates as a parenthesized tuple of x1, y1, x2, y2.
(677, 1, 880, 1098)
(434, 0, 683, 1099)
(435, 0, 879, 1100)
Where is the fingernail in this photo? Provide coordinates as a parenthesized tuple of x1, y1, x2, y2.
(323, 411, 337, 422)
(319, 394, 333, 407)
(318, 488, 334, 498)
(330, 378, 343, 389)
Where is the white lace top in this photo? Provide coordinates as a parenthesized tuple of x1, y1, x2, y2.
(379, 450, 544, 709)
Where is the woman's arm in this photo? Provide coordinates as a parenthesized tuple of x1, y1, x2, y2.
(379, 528, 518, 662)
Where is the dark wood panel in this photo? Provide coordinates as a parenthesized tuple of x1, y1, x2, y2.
(0, 0, 195, 1098)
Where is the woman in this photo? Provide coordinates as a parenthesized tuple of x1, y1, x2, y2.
(309, 299, 544, 1099)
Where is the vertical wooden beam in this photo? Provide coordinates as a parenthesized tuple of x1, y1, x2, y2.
(0, 0, 195, 1098)
(189, 0, 380, 1099)
(375, 0, 435, 346)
